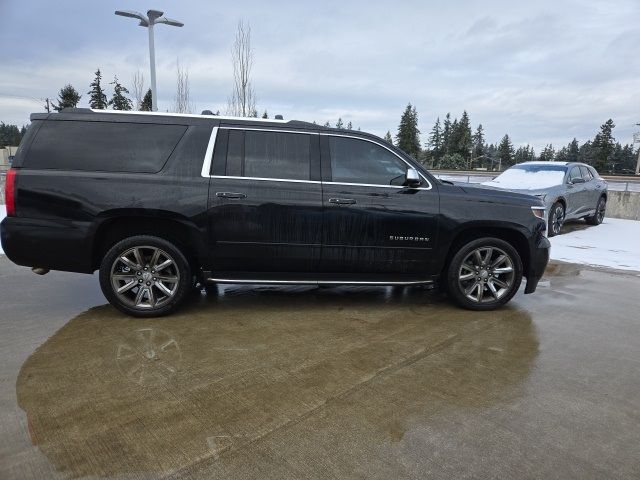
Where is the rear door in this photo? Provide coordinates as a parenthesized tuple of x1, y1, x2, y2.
(319, 134, 439, 278)
(579, 165, 601, 213)
(206, 126, 322, 274)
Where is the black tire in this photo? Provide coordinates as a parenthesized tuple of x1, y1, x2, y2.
(446, 237, 523, 311)
(99, 235, 192, 317)
(585, 196, 606, 226)
(548, 201, 565, 237)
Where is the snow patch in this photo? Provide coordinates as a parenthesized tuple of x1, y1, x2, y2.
(550, 218, 640, 272)
(484, 169, 565, 190)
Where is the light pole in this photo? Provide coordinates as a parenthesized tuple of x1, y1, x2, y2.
(634, 127, 640, 175)
(115, 9, 183, 111)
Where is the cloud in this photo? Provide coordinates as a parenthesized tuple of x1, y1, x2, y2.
(0, 0, 638, 151)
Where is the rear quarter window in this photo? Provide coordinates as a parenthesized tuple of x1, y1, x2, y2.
(24, 120, 187, 173)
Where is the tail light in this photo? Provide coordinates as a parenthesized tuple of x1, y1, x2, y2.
(5, 168, 17, 216)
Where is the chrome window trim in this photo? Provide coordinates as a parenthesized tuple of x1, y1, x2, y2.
(200, 126, 434, 191)
(322, 132, 433, 190)
(322, 181, 427, 190)
(200, 126, 219, 178)
(201, 126, 317, 180)
(210, 175, 321, 184)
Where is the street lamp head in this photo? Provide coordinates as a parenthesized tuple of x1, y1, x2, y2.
(115, 8, 184, 112)
(147, 10, 164, 21)
(115, 10, 147, 22)
(156, 17, 184, 27)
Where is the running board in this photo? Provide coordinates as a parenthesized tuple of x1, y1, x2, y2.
(205, 278, 434, 286)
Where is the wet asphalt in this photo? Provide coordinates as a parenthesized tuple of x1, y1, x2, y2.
(0, 255, 639, 479)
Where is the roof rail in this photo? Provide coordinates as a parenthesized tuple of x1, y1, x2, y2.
(82, 109, 289, 123)
(60, 108, 93, 113)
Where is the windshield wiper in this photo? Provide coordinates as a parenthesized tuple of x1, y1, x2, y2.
(439, 179, 454, 185)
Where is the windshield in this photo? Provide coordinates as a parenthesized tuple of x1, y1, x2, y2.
(486, 164, 567, 189)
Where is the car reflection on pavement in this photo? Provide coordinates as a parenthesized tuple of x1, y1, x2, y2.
(17, 285, 537, 478)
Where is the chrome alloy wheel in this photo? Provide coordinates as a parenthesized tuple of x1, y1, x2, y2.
(457, 246, 515, 304)
(110, 246, 180, 310)
(550, 204, 564, 235)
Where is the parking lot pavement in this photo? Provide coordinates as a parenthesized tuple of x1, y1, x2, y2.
(0, 257, 639, 479)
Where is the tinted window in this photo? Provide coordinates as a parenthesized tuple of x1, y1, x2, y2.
(226, 130, 243, 176)
(242, 131, 310, 180)
(329, 136, 407, 185)
(9, 120, 42, 168)
(26, 120, 187, 173)
(580, 165, 593, 181)
(569, 166, 583, 182)
(512, 164, 567, 173)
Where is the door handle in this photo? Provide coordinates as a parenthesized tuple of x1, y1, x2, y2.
(329, 198, 357, 205)
(216, 192, 247, 199)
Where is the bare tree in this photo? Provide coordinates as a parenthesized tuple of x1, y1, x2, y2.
(132, 70, 145, 110)
(226, 20, 256, 117)
(173, 61, 194, 114)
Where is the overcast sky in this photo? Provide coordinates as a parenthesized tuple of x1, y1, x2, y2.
(1, 0, 639, 151)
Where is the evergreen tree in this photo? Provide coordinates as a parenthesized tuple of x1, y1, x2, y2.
(323, 121, 331, 128)
(592, 119, 616, 171)
(485, 143, 498, 171)
(427, 117, 443, 165)
(454, 110, 473, 165)
(567, 138, 580, 163)
(109, 76, 133, 111)
(514, 145, 536, 164)
(449, 118, 459, 155)
(395, 103, 421, 159)
(262, 110, 268, 119)
(141, 89, 153, 111)
(497, 135, 515, 169)
(0, 123, 23, 148)
(88, 69, 108, 109)
(427, 117, 444, 158)
(620, 144, 637, 172)
(384, 131, 393, 144)
(472, 124, 485, 163)
(52, 84, 81, 111)
(437, 153, 466, 170)
(442, 113, 452, 154)
(336, 118, 344, 129)
(538, 144, 555, 162)
(579, 140, 595, 166)
(346, 121, 353, 130)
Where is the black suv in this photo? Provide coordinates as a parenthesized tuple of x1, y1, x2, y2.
(1, 109, 550, 316)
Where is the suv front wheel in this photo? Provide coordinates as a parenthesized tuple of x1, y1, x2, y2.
(99, 235, 192, 317)
(446, 237, 523, 310)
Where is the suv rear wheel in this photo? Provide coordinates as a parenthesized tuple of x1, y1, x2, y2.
(585, 196, 606, 225)
(99, 235, 191, 317)
(446, 237, 523, 311)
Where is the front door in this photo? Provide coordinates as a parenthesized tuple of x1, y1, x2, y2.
(206, 127, 322, 274)
(565, 165, 588, 218)
(319, 134, 439, 278)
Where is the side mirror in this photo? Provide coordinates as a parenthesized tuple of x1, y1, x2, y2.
(571, 177, 585, 184)
(404, 168, 422, 188)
